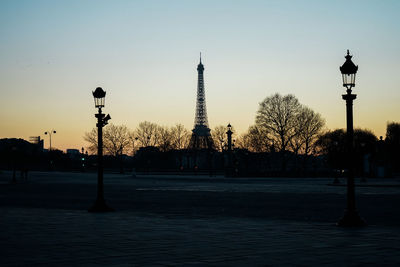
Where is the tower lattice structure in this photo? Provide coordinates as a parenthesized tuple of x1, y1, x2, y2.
(188, 55, 215, 150)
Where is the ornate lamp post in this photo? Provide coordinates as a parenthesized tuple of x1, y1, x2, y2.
(337, 50, 366, 227)
(44, 130, 56, 151)
(225, 123, 233, 177)
(226, 124, 233, 152)
(132, 137, 138, 156)
(88, 87, 113, 212)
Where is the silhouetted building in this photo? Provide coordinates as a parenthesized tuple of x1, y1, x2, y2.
(188, 54, 214, 150)
(29, 136, 44, 151)
(0, 138, 41, 171)
(66, 149, 80, 159)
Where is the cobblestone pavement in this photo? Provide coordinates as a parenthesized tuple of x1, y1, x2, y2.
(1, 171, 400, 266)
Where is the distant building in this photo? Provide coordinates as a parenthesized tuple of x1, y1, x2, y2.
(29, 136, 44, 151)
(0, 138, 42, 170)
(0, 138, 40, 154)
(66, 149, 80, 159)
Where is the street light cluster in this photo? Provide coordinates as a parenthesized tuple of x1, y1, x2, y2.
(44, 130, 56, 151)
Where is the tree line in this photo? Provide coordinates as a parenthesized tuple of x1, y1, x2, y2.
(84, 92, 399, 174)
(84, 122, 191, 156)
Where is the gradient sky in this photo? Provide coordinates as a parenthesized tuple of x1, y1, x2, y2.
(1, 0, 399, 151)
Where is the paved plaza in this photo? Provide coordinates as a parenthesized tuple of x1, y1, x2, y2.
(1, 171, 400, 266)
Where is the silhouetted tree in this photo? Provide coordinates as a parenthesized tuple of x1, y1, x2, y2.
(236, 125, 272, 152)
(103, 124, 131, 156)
(255, 93, 301, 171)
(157, 125, 173, 152)
(134, 121, 159, 147)
(316, 128, 377, 174)
(315, 129, 346, 170)
(84, 124, 131, 156)
(385, 122, 400, 172)
(256, 93, 301, 153)
(386, 122, 400, 142)
(133, 122, 191, 151)
(170, 124, 190, 150)
(84, 128, 98, 154)
(290, 106, 325, 156)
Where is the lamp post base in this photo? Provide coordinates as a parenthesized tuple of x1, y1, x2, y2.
(88, 198, 114, 212)
(337, 209, 366, 227)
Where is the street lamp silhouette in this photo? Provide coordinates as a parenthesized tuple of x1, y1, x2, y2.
(44, 130, 56, 151)
(226, 124, 233, 152)
(88, 87, 113, 212)
(132, 136, 138, 156)
(81, 147, 86, 172)
(337, 50, 366, 227)
(225, 123, 233, 177)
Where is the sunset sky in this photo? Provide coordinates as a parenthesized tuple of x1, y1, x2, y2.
(1, 0, 399, 151)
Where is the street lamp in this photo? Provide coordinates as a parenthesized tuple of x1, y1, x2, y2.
(81, 147, 86, 172)
(226, 124, 233, 152)
(132, 136, 138, 156)
(88, 87, 113, 212)
(225, 123, 233, 177)
(337, 50, 366, 227)
(44, 130, 56, 151)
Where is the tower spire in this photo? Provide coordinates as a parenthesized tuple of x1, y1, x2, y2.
(200, 52, 202, 64)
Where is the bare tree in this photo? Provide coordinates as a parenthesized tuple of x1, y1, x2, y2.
(84, 124, 131, 156)
(134, 121, 159, 147)
(157, 125, 173, 152)
(296, 106, 325, 156)
(288, 106, 325, 172)
(170, 124, 190, 150)
(103, 124, 131, 156)
(236, 125, 272, 152)
(234, 133, 249, 151)
(256, 93, 301, 153)
(83, 128, 98, 154)
(133, 122, 191, 151)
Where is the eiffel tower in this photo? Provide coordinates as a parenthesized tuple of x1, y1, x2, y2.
(188, 54, 215, 150)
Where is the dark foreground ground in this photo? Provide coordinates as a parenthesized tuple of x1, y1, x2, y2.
(1, 171, 400, 266)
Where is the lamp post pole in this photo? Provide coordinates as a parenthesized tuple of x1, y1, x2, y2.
(97, 107, 105, 205)
(343, 89, 357, 215)
(89, 87, 113, 212)
(337, 50, 366, 227)
(132, 137, 138, 177)
(81, 147, 85, 172)
(132, 137, 138, 156)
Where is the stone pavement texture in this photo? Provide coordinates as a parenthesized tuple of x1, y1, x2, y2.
(1, 171, 400, 266)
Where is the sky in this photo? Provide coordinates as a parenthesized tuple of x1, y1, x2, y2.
(0, 0, 399, 151)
